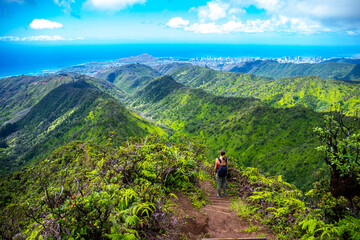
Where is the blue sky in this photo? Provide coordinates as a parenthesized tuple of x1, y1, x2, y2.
(1, 0, 360, 45)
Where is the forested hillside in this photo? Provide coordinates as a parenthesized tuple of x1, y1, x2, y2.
(127, 76, 324, 190)
(0, 79, 165, 175)
(169, 65, 360, 115)
(229, 60, 360, 81)
(0, 74, 74, 126)
(96, 63, 161, 93)
(0, 64, 359, 239)
(153, 62, 192, 75)
(0, 74, 126, 126)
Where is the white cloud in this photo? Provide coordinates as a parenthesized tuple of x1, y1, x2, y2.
(222, 20, 244, 32)
(30, 19, 63, 30)
(222, 20, 272, 33)
(166, 17, 189, 29)
(236, 0, 360, 30)
(54, 0, 74, 14)
(168, 0, 360, 35)
(22, 35, 65, 41)
(253, 0, 281, 12)
(198, 0, 229, 21)
(0, 36, 20, 41)
(171, 17, 327, 34)
(185, 22, 222, 34)
(347, 30, 357, 35)
(70, 37, 86, 40)
(291, 0, 360, 21)
(288, 18, 322, 33)
(0, 35, 84, 41)
(85, 0, 146, 11)
(228, 7, 245, 18)
(182, 20, 273, 34)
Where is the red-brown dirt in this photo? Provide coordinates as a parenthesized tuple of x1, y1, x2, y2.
(167, 180, 276, 240)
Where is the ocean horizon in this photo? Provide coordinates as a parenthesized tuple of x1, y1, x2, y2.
(1, 42, 360, 78)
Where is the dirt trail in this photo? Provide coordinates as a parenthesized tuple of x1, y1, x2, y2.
(199, 180, 274, 239)
(171, 180, 275, 240)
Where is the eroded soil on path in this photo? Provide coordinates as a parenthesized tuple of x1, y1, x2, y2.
(168, 180, 275, 240)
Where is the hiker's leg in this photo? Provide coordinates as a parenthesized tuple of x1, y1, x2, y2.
(216, 174, 221, 196)
(222, 177, 227, 195)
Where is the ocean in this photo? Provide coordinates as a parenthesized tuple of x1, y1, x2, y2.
(1, 42, 360, 78)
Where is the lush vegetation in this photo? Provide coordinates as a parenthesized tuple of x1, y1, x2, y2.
(224, 166, 360, 239)
(128, 75, 325, 191)
(218, 110, 360, 239)
(0, 74, 74, 126)
(314, 109, 360, 215)
(229, 60, 360, 82)
(153, 63, 191, 75)
(169, 65, 360, 115)
(96, 64, 161, 94)
(0, 80, 165, 176)
(0, 74, 126, 127)
(0, 134, 207, 239)
(1, 63, 360, 239)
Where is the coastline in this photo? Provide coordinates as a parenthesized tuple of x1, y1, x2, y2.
(1, 43, 360, 78)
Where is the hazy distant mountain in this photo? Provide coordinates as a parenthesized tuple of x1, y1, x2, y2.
(57, 54, 158, 76)
(96, 63, 161, 93)
(153, 62, 192, 75)
(323, 58, 360, 64)
(229, 60, 360, 81)
(115, 53, 157, 63)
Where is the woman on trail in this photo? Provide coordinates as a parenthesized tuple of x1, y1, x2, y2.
(214, 149, 228, 198)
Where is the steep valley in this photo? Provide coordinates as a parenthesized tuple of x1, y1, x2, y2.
(1, 60, 360, 239)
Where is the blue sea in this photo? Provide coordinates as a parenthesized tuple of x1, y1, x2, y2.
(1, 42, 360, 78)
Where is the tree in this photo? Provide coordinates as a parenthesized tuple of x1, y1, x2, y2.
(314, 107, 360, 215)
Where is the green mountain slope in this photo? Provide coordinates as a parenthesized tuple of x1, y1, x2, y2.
(134, 75, 186, 104)
(344, 64, 360, 81)
(229, 60, 360, 81)
(0, 80, 165, 175)
(153, 62, 192, 75)
(0, 74, 126, 126)
(324, 58, 360, 64)
(0, 74, 74, 126)
(129, 76, 324, 190)
(169, 65, 360, 115)
(96, 63, 161, 93)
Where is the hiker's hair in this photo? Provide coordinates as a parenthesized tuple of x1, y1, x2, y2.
(220, 149, 225, 156)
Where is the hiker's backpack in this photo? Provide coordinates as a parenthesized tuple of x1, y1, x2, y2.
(217, 157, 228, 177)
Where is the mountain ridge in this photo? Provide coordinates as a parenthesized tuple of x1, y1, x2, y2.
(168, 65, 360, 115)
(96, 63, 161, 93)
(126, 75, 323, 190)
(0, 79, 165, 175)
(229, 60, 360, 81)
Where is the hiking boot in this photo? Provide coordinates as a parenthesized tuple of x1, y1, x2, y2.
(217, 194, 221, 198)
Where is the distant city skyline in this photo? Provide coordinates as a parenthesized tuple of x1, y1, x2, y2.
(0, 0, 360, 45)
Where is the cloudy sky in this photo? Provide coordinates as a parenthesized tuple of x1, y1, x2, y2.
(1, 0, 359, 45)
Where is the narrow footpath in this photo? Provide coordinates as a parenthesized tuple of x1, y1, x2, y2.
(172, 180, 275, 240)
(199, 181, 274, 240)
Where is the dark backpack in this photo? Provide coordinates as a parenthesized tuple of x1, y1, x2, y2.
(217, 157, 228, 177)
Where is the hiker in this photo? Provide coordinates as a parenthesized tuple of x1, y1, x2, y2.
(214, 149, 228, 198)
